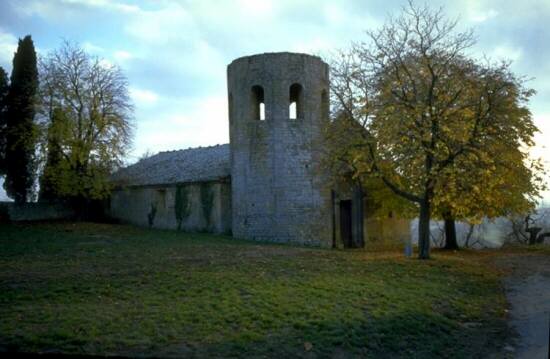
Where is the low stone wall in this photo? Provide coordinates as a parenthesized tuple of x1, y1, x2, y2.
(108, 181, 232, 235)
(365, 217, 411, 244)
(0, 202, 76, 221)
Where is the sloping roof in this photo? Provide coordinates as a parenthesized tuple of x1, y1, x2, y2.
(112, 144, 230, 187)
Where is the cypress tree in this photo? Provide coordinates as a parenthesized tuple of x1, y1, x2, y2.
(4, 35, 38, 203)
(0, 67, 8, 175)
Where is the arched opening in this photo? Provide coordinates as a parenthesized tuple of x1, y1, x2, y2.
(259, 103, 265, 121)
(289, 83, 303, 119)
(289, 102, 297, 119)
(321, 89, 329, 121)
(251, 85, 265, 120)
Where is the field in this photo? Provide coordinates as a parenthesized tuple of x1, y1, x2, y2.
(0, 222, 511, 358)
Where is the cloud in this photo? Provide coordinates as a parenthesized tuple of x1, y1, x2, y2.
(133, 94, 228, 156)
(82, 41, 104, 54)
(0, 29, 17, 71)
(470, 8, 498, 23)
(123, 3, 196, 44)
(113, 50, 133, 63)
(290, 37, 334, 55)
(530, 112, 550, 205)
(13, 0, 140, 19)
(491, 45, 523, 62)
(531, 112, 550, 160)
(129, 87, 159, 106)
(12, 0, 83, 21)
(60, 0, 140, 14)
(236, 0, 275, 17)
(98, 58, 114, 68)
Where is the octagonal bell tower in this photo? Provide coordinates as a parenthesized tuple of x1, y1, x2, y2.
(227, 52, 331, 246)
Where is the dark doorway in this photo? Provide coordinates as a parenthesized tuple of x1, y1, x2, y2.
(340, 200, 352, 248)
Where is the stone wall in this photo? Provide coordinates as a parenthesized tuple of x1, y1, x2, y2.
(108, 181, 232, 234)
(331, 196, 411, 248)
(228, 52, 332, 246)
(0, 202, 75, 221)
(365, 217, 411, 244)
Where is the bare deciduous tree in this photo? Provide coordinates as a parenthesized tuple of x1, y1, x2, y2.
(38, 41, 134, 207)
(507, 209, 550, 245)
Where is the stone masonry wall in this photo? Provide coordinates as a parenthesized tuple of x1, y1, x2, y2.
(228, 52, 332, 246)
(109, 181, 231, 234)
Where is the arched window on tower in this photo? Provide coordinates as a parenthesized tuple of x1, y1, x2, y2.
(289, 83, 303, 119)
(251, 85, 265, 120)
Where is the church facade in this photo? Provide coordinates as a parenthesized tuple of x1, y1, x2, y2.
(109, 52, 409, 248)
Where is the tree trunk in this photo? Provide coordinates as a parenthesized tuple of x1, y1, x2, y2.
(524, 215, 542, 245)
(464, 224, 475, 248)
(418, 198, 431, 259)
(536, 232, 550, 244)
(443, 214, 459, 250)
(527, 228, 542, 245)
(330, 190, 336, 249)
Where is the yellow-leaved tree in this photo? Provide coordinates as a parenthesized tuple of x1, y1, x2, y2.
(38, 41, 134, 215)
(327, 2, 544, 258)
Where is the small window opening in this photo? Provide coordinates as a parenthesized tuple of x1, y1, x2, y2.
(259, 103, 265, 121)
(289, 83, 303, 119)
(251, 85, 265, 120)
(289, 102, 297, 119)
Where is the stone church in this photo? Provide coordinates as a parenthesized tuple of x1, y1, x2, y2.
(109, 52, 409, 248)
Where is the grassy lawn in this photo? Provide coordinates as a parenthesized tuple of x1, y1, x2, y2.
(0, 222, 510, 358)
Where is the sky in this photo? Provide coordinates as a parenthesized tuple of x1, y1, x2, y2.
(0, 0, 548, 203)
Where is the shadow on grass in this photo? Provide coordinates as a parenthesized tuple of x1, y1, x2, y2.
(1, 310, 506, 359)
(189, 312, 505, 359)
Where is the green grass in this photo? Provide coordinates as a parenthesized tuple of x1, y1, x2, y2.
(0, 222, 510, 358)
(501, 242, 550, 256)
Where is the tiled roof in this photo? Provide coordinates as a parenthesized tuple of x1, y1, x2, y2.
(112, 144, 230, 187)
